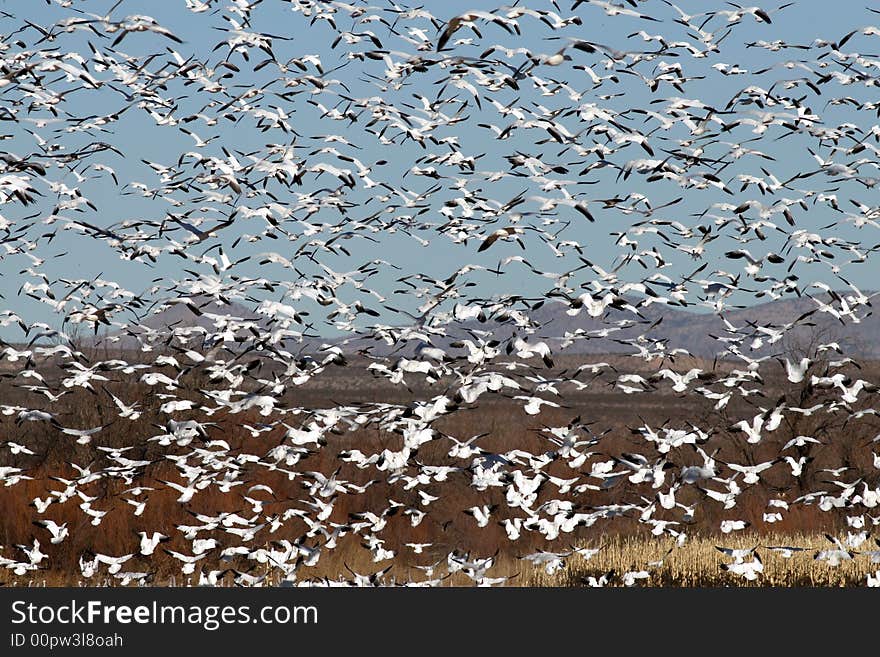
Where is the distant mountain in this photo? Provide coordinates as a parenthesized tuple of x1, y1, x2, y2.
(529, 293, 879, 359)
(331, 291, 878, 360)
(95, 291, 880, 361)
(94, 295, 266, 351)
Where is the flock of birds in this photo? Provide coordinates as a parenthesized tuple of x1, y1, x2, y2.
(1, 0, 880, 586)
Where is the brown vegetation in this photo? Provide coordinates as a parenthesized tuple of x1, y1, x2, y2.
(1, 342, 879, 586)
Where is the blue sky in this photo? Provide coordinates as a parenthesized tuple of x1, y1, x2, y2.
(2, 1, 880, 342)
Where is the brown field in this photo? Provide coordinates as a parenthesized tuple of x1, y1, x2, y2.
(1, 347, 879, 587)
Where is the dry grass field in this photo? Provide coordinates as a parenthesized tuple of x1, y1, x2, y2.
(1, 348, 878, 587)
(531, 534, 880, 587)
